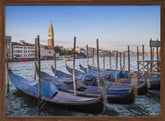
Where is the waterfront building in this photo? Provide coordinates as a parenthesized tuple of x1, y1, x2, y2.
(11, 40, 35, 60)
(5, 37, 61, 61)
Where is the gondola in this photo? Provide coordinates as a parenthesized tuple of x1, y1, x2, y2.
(64, 64, 148, 95)
(51, 65, 133, 91)
(80, 64, 159, 91)
(87, 64, 128, 78)
(49, 66, 135, 104)
(8, 69, 105, 114)
(80, 64, 126, 79)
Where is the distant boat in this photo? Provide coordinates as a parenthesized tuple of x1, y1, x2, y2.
(19, 58, 28, 62)
(62, 57, 72, 61)
(59, 56, 65, 60)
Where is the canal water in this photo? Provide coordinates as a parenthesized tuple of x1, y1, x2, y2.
(5, 56, 160, 116)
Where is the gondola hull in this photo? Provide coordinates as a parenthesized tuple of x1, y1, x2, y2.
(150, 82, 160, 90)
(115, 79, 148, 95)
(140, 76, 160, 90)
(137, 82, 148, 95)
(17, 88, 105, 114)
(107, 88, 135, 104)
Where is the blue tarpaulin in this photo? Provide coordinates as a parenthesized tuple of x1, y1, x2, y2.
(8, 72, 59, 98)
(80, 65, 123, 78)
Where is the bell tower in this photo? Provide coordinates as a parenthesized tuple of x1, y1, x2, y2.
(48, 21, 54, 46)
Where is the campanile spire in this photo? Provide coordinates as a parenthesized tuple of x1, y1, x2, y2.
(48, 21, 54, 46)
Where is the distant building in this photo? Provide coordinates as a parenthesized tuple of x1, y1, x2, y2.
(81, 47, 97, 57)
(75, 48, 86, 54)
(40, 45, 54, 59)
(76, 47, 114, 58)
(48, 21, 54, 46)
(11, 41, 35, 60)
(5, 36, 61, 61)
(65, 48, 73, 51)
(123, 50, 133, 56)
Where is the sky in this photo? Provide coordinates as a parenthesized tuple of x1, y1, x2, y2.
(5, 5, 160, 52)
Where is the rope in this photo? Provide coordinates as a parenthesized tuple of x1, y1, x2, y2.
(39, 92, 58, 111)
(38, 99, 47, 110)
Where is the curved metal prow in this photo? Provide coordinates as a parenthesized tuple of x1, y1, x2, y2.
(131, 76, 138, 96)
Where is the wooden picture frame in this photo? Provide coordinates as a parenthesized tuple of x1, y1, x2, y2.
(0, 0, 164, 121)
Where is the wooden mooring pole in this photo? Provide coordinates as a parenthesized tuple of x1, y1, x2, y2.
(54, 46, 56, 77)
(123, 53, 125, 72)
(34, 38, 37, 80)
(96, 39, 100, 87)
(73, 37, 77, 95)
(156, 39, 159, 72)
(5, 42, 9, 92)
(152, 48, 154, 72)
(128, 46, 130, 78)
(37, 35, 41, 110)
(150, 42, 153, 74)
(109, 51, 112, 70)
(120, 52, 122, 70)
(115, 51, 118, 80)
(103, 51, 105, 71)
(86, 44, 89, 73)
(92, 48, 94, 68)
(137, 46, 139, 75)
(153, 48, 154, 59)
(142, 45, 145, 75)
